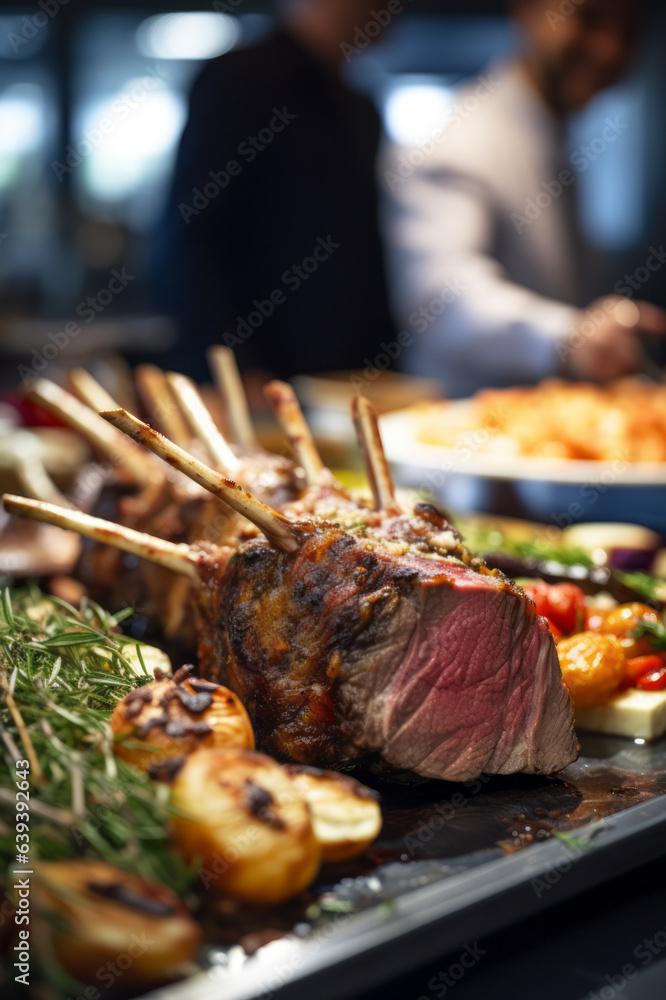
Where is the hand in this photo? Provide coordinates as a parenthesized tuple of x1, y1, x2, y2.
(563, 297, 666, 381)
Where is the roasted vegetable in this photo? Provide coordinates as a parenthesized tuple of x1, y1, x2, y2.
(557, 632, 626, 707)
(522, 581, 586, 635)
(34, 859, 201, 986)
(111, 666, 254, 772)
(285, 765, 382, 863)
(596, 602, 659, 634)
(170, 748, 321, 904)
(590, 602, 660, 657)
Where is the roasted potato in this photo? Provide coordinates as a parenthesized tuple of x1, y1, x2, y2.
(111, 666, 254, 771)
(285, 765, 382, 863)
(170, 748, 321, 904)
(33, 859, 201, 986)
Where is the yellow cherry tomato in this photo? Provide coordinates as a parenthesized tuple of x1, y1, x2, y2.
(557, 632, 626, 707)
(596, 602, 659, 637)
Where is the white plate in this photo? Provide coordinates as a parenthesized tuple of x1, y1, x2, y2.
(379, 404, 666, 486)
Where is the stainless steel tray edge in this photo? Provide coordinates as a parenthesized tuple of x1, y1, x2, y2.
(141, 794, 666, 1000)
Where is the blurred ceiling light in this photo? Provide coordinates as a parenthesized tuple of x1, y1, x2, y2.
(136, 12, 240, 61)
(81, 87, 186, 200)
(0, 84, 44, 156)
(384, 82, 455, 147)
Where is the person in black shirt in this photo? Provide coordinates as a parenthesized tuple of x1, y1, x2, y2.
(152, 0, 397, 384)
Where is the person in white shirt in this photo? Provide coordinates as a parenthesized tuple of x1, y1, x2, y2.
(385, 0, 666, 397)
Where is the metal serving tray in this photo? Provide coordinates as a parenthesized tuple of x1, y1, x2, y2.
(141, 732, 666, 1000)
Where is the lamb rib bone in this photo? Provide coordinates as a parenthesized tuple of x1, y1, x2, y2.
(351, 395, 396, 511)
(24, 379, 158, 488)
(207, 345, 257, 447)
(100, 409, 299, 553)
(134, 365, 194, 450)
(15, 453, 72, 509)
(2, 495, 201, 582)
(263, 380, 324, 486)
(68, 368, 121, 413)
(166, 372, 241, 475)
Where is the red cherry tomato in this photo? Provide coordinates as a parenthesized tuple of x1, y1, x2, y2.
(636, 665, 666, 691)
(544, 619, 563, 638)
(10, 395, 68, 428)
(523, 582, 586, 635)
(625, 654, 665, 683)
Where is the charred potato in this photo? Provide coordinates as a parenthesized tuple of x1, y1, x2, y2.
(111, 666, 254, 771)
(33, 859, 201, 986)
(285, 765, 382, 863)
(170, 748, 321, 904)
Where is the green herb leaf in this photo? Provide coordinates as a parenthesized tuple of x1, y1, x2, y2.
(632, 618, 666, 649)
(0, 586, 187, 895)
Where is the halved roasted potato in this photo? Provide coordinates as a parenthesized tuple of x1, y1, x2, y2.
(170, 748, 321, 904)
(111, 667, 254, 771)
(33, 859, 201, 986)
(284, 765, 382, 863)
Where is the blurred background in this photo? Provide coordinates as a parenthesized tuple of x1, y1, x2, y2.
(1, 0, 665, 390)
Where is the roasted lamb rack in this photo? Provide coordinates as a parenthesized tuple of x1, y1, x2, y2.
(19, 359, 304, 641)
(4, 389, 578, 782)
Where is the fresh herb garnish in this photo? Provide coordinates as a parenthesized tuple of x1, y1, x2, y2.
(460, 522, 593, 568)
(617, 572, 666, 605)
(632, 618, 666, 650)
(0, 585, 192, 892)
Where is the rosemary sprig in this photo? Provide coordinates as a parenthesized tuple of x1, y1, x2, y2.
(0, 585, 192, 893)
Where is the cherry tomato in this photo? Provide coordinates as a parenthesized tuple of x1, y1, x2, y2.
(625, 654, 665, 683)
(598, 603, 659, 638)
(523, 582, 586, 635)
(617, 636, 659, 659)
(636, 665, 666, 691)
(10, 395, 68, 428)
(557, 632, 626, 707)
